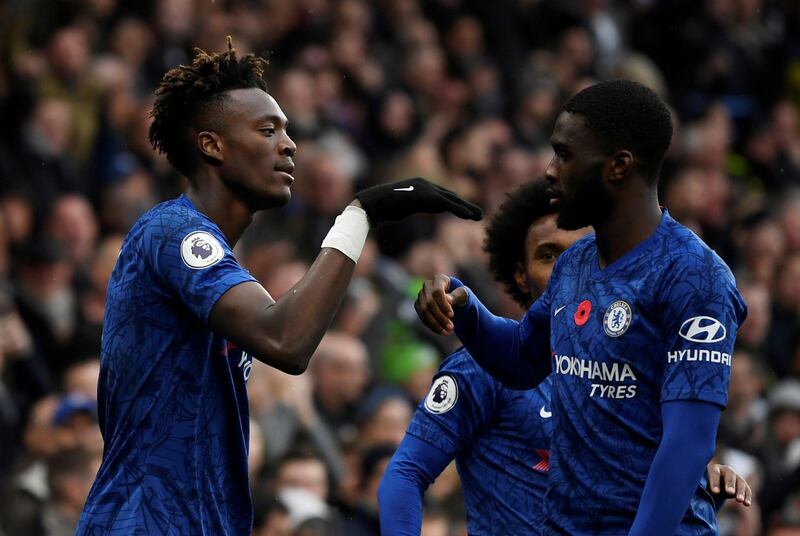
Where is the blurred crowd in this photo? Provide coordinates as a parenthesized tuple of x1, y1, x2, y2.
(1, 0, 800, 534)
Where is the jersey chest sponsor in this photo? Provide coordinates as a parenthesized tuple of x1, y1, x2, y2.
(552, 354, 639, 399)
(553, 354, 636, 381)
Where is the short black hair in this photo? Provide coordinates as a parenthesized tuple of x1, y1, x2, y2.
(563, 79, 672, 183)
(149, 38, 269, 177)
(277, 447, 324, 469)
(359, 443, 396, 490)
(47, 447, 96, 500)
(484, 180, 557, 307)
(252, 495, 289, 529)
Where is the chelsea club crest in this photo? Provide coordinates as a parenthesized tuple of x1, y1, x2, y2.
(603, 300, 632, 337)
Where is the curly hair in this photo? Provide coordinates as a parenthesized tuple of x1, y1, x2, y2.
(563, 79, 672, 184)
(484, 180, 557, 307)
(149, 37, 269, 177)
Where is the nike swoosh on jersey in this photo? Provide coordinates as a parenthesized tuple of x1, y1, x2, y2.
(554, 305, 566, 316)
(540, 406, 552, 418)
(393, 186, 415, 191)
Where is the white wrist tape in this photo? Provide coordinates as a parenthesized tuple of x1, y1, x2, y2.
(321, 205, 370, 263)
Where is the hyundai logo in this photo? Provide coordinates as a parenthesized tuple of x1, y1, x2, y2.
(678, 316, 726, 343)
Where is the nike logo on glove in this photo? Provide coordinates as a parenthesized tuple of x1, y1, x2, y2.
(540, 406, 552, 419)
(393, 186, 415, 192)
(554, 305, 566, 316)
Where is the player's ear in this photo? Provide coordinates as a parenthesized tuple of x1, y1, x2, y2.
(513, 262, 530, 297)
(608, 150, 633, 183)
(197, 131, 224, 166)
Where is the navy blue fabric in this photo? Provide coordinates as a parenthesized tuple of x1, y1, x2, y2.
(629, 400, 721, 536)
(379, 347, 552, 535)
(77, 195, 257, 535)
(449, 212, 746, 534)
(378, 434, 452, 535)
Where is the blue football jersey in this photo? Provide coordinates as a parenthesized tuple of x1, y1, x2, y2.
(407, 347, 553, 535)
(520, 211, 746, 535)
(76, 195, 257, 535)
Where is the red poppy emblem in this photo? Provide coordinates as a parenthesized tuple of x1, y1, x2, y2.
(574, 300, 592, 326)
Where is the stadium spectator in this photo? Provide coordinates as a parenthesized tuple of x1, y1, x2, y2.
(249, 362, 345, 486)
(356, 386, 414, 448)
(44, 194, 99, 268)
(252, 494, 292, 536)
(339, 444, 395, 536)
(310, 331, 371, 442)
(275, 450, 330, 503)
(42, 447, 101, 536)
(61, 358, 99, 401)
(761, 380, 800, 529)
(13, 238, 82, 377)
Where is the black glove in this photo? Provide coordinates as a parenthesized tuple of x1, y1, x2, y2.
(354, 177, 483, 227)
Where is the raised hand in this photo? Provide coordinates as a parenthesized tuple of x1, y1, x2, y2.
(354, 177, 483, 227)
(414, 274, 469, 336)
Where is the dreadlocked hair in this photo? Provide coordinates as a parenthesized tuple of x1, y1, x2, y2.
(149, 37, 269, 176)
(484, 180, 557, 307)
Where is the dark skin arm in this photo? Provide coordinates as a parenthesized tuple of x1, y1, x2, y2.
(206, 176, 482, 375)
(208, 204, 359, 375)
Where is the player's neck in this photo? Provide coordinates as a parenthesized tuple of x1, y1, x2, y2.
(185, 178, 253, 246)
(593, 192, 662, 269)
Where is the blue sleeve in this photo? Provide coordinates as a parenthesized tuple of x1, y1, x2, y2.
(406, 349, 501, 456)
(144, 212, 256, 323)
(658, 254, 747, 408)
(628, 400, 721, 536)
(450, 277, 551, 390)
(378, 434, 453, 536)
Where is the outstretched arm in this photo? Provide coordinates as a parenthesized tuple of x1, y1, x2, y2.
(378, 434, 452, 536)
(211, 179, 482, 374)
(210, 244, 356, 374)
(415, 276, 550, 389)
